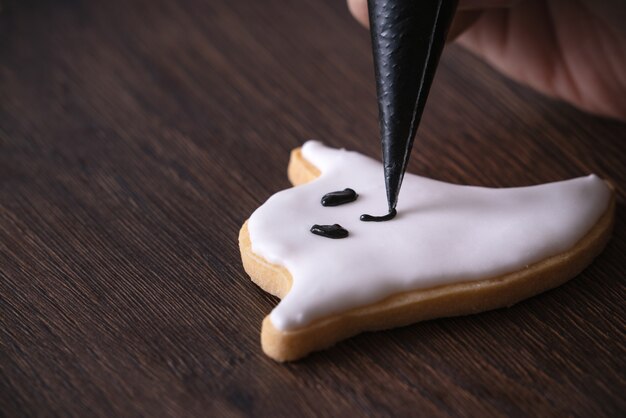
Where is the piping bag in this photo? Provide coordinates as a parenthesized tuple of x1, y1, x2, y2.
(363, 0, 459, 221)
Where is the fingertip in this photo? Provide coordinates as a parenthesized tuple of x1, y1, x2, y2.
(347, 0, 369, 28)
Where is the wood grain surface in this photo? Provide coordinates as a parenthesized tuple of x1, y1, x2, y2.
(1, 0, 625, 416)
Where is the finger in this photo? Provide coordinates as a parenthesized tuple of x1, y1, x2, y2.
(347, 0, 369, 28)
(347, 0, 515, 29)
(458, 0, 516, 10)
(452, 1, 515, 41)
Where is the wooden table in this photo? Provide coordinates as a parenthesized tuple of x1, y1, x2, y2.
(2, 0, 625, 416)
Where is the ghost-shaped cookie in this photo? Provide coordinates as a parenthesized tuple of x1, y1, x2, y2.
(239, 141, 614, 361)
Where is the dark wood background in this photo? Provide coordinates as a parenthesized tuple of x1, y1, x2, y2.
(2, 0, 625, 416)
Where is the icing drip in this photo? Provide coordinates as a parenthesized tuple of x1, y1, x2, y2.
(360, 208, 397, 222)
(248, 141, 611, 331)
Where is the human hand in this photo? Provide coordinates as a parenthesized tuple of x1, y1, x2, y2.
(347, 0, 626, 121)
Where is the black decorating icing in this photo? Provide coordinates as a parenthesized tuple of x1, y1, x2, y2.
(310, 224, 349, 239)
(321, 188, 358, 206)
(368, 0, 458, 212)
(360, 208, 397, 222)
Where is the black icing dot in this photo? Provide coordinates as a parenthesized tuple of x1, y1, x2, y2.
(321, 188, 358, 206)
(310, 224, 349, 239)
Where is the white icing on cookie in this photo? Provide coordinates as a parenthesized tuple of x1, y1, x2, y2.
(248, 141, 611, 331)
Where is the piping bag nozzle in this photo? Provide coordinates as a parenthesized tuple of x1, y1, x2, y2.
(367, 0, 459, 212)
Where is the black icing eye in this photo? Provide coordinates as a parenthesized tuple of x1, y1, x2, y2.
(321, 188, 358, 206)
(310, 224, 349, 239)
(313, 188, 358, 239)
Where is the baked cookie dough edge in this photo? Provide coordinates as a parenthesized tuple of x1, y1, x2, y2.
(239, 147, 615, 362)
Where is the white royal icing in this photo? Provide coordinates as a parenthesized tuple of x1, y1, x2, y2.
(248, 141, 611, 331)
